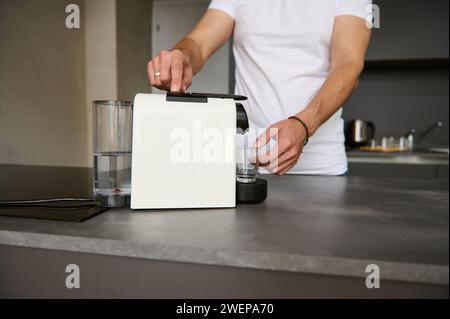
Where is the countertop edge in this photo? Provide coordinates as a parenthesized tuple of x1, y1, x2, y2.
(347, 152, 449, 165)
(0, 230, 448, 286)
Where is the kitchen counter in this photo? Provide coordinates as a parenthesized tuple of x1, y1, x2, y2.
(0, 165, 448, 298)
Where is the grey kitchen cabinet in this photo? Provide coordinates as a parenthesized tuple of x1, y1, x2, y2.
(368, 0, 449, 61)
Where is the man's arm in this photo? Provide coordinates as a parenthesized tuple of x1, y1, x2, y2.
(148, 9, 234, 92)
(256, 15, 371, 175)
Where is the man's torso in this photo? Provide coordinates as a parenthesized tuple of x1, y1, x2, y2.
(231, 0, 347, 175)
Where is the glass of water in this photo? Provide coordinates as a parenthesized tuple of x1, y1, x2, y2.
(93, 100, 133, 207)
(236, 147, 258, 184)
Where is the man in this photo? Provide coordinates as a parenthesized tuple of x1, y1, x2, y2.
(148, 0, 372, 175)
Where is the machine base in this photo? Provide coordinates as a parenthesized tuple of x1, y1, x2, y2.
(236, 179, 268, 204)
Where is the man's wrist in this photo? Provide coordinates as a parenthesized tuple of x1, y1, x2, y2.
(295, 107, 320, 136)
(288, 116, 310, 146)
(174, 37, 203, 73)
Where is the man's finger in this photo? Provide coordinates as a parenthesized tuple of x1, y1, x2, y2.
(170, 58, 183, 92)
(147, 61, 155, 86)
(159, 50, 171, 83)
(257, 143, 283, 167)
(275, 158, 298, 175)
(254, 126, 279, 148)
(152, 57, 162, 87)
(258, 134, 296, 168)
(269, 149, 297, 171)
(181, 65, 193, 92)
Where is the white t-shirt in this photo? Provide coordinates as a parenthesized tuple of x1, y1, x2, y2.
(209, 0, 372, 175)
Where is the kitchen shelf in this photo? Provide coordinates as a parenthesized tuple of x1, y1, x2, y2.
(364, 58, 449, 70)
(347, 150, 449, 166)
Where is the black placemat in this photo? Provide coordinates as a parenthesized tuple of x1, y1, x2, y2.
(0, 165, 110, 222)
(0, 206, 109, 222)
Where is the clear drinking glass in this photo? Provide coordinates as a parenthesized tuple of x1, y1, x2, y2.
(93, 100, 133, 207)
(236, 147, 258, 183)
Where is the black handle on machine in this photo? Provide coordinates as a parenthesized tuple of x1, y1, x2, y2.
(236, 103, 249, 132)
(166, 92, 248, 103)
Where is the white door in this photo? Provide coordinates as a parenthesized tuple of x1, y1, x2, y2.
(152, 0, 231, 94)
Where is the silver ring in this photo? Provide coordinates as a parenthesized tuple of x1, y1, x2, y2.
(154, 72, 161, 77)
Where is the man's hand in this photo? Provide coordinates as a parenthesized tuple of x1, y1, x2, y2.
(147, 49, 193, 92)
(147, 9, 235, 92)
(255, 118, 308, 175)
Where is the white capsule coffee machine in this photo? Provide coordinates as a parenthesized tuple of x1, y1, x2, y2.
(130, 92, 267, 210)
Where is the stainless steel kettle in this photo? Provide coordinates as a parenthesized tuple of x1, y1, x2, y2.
(346, 119, 376, 147)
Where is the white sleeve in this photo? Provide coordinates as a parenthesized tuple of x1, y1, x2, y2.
(208, 0, 237, 19)
(336, 0, 373, 20)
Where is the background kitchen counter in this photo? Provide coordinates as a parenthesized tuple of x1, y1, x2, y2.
(0, 165, 448, 298)
(347, 151, 449, 180)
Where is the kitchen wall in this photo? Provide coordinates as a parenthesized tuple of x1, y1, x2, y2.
(116, 0, 153, 101)
(84, 0, 119, 167)
(0, 0, 87, 167)
(0, 0, 153, 167)
(342, 0, 449, 147)
(84, 0, 152, 165)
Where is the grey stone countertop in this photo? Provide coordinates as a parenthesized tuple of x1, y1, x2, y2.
(0, 167, 448, 286)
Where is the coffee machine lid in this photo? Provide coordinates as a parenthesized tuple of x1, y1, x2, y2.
(166, 92, 249, 131)
(166, 92, 248, 103)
